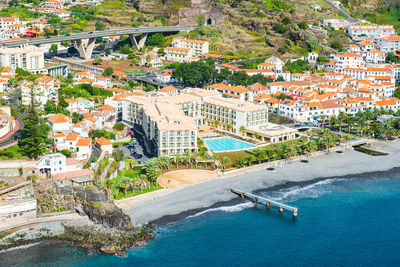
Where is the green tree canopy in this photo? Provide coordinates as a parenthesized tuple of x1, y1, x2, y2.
(18, 87, 50, 159)
(172, 61, 215, 87)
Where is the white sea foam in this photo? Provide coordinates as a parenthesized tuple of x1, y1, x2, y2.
(267, 178, 343, 202)
(0, 241, 41, 253)
(185, 202, 253, 220)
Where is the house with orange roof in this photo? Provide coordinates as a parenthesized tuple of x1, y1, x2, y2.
(47, 113, 72, 132)
(64, 97, 94, 114)
(104, 93, 129, 119)
(74, 71, 95, 80)
(94, 105, 117, 130)
(364, 50, 385, 64)
(171, 37, 209, 57)
(94, 77, 111, 88)
(332, 52, 364, 71)
(112, 71, 127, 79)
(158, 85, 179, 96)
(377, 35, 400, 53)
(54, 9, 70, 18)
(76, 138, 92, 160)
(164, 47, 193, 63)
(0, 17, 20, 29)
(156, 69, 176, 84)
(95, 137, 113, 155)
(107, 87, 129, 96)
(247, 83, 269, 94)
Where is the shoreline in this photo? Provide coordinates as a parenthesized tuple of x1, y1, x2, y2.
(121, 139, 400, 226)
(150, 165, 400, 226)
(2, 139, 400, 253)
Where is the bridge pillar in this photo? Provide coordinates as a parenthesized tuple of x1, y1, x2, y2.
(76, 38, 95, 60)
(129, 33, 148, 50)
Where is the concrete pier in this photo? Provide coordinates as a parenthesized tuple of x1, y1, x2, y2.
(229, 188, 298, 218)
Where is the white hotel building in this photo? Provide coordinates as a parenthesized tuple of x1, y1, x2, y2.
(122, 89, 270, 155)
(348, 24, 396, 40)
(0, 45, 44, 73)
(377, 36, 400, 53)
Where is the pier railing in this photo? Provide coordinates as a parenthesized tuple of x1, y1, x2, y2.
(229, 188, 298, 218)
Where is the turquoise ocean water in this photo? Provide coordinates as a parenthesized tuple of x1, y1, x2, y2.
(2, 173, 400, 267)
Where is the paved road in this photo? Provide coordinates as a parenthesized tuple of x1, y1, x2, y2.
(325, 0, 358, 24)
(0, 90, 24, 148)
(0, 26, 196, 48)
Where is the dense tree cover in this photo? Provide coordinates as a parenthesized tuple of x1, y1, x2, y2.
(317, 56, 330, 63)
(58, 84, 113, 99)
(145, 33, 165, 47)
(113, 123, 125, 131)
(18, 87, 51, 159)
(172, 62, 215, 87)
(284, 59, 311, 73)
(44, 100, 69, 115)
(394, 87, 400, 98)
(89, 129, 115, 140)
(172, 61, 281, 87)
(95, 20, 105, 31)
(49, 44, 58, 54)
(103, 67, 114, 77)
(272, 23, 288, 34)
(330, 40, 343, 51)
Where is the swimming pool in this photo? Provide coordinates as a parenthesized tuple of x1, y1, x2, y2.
(204, 137, 255, 152)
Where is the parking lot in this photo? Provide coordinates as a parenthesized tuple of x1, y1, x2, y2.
(116, 135, 149, 165)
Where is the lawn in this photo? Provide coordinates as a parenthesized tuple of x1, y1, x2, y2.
(0, 145, 26, 160)
(114, 183, 163, 200)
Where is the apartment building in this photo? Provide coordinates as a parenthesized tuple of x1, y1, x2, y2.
(0, 17, 20, 29)
(0, 45, 44, 72)
(377, 36, 400, 53)
(21, 75, 58, 106)
(164, 47, 193, 63)
(171, 37, 209, 57)
(364, 50, 385, 64)
(348, 24, 396, 40)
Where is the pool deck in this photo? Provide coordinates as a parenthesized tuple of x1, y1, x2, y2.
(203, 136, 256, 153)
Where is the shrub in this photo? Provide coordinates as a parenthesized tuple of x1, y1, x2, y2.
(60, 149, 72, 158)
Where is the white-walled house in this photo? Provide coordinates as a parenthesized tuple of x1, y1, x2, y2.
(47, 113, 72, 132)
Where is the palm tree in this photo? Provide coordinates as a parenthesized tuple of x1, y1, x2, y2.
(221, 156, 230, 170)
(253, 132, 260, 140)
(143, 159, 161, 182)
(253, 149, 265, 164)
(245, 155, 255, 166)
(183, 151, 192, 168)
(211, 154, 219, 170)
(121, 176, 131, 196)
(345, 114, 355, 134)
(337, 112, 345, 133)
(239, 126, 246, 136)
(264, 148, 274, 161)
(299, 138, 309, 154)
(320, 115, 327, 129)
(325, 135, 336, 151)
(214, 120, 220, 129)
(329, 116, 337, 130)
(283, 145, 297, 162)
(102, 179, 114, 201)
(358, 118, 367, 137)
(307, 139, 318, 152)
(227, 124, 233, 132)
(235, 158, 246, 168)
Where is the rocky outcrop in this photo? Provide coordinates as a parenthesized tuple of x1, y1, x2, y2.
(79, 201, 133, 230)
(178, 0, 225, 26)
(73, 187, 133, 230)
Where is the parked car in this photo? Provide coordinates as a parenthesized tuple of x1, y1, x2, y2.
(131, 152, 138, 157)
(134, 154, 143, 159)
(128, 132, 132, 136)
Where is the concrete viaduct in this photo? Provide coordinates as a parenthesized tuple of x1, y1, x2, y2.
(0, 26, 195, 60)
